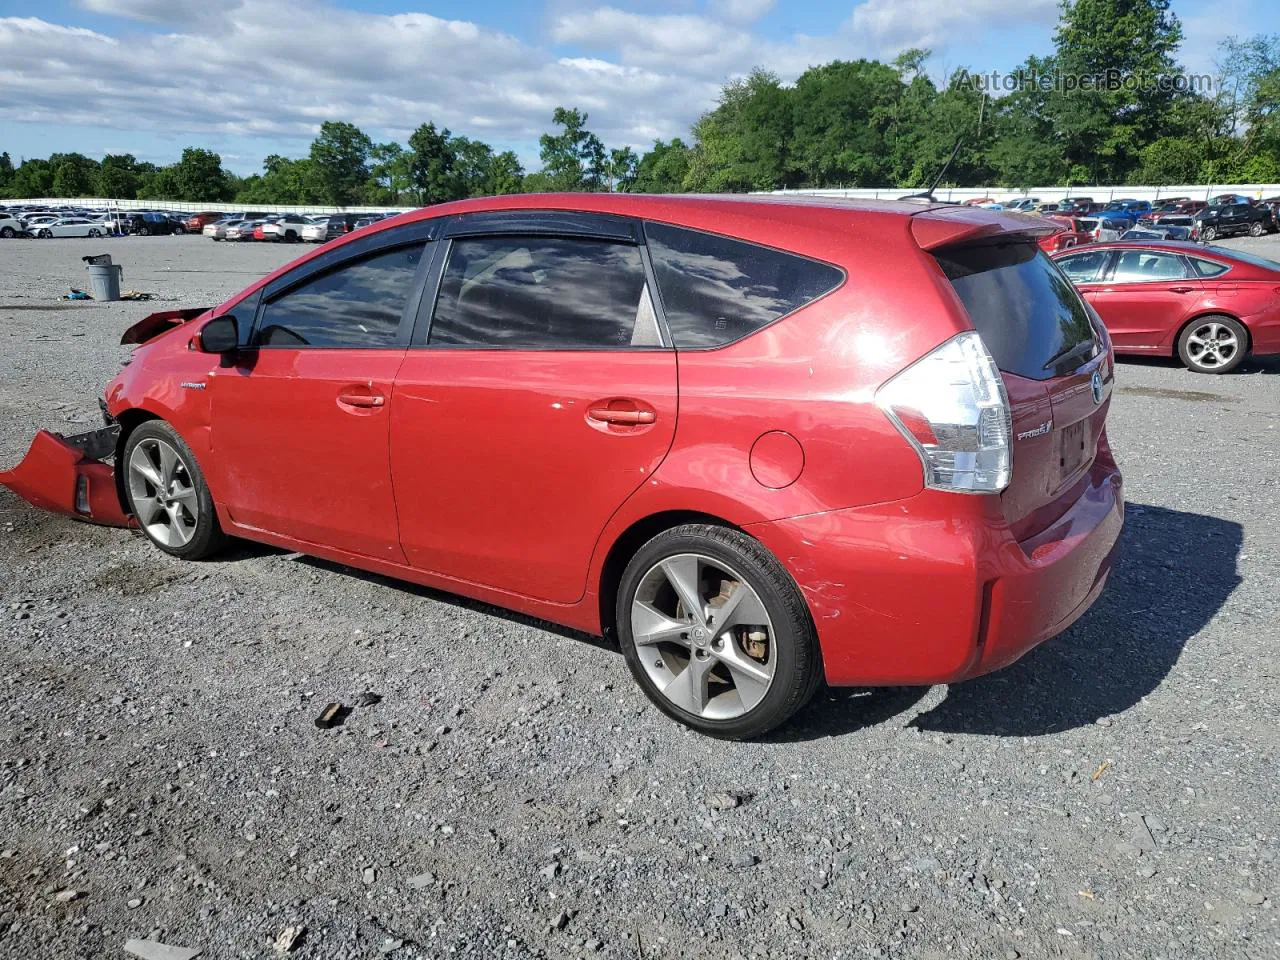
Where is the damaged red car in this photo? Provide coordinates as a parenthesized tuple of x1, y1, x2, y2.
(1, 194, 1123, 738)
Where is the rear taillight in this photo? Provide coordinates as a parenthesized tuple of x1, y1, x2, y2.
(876, 332, 1012, 494)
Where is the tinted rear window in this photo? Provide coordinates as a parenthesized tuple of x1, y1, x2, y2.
(935, 243, 1099, 381)
(645, 222, 843, 348)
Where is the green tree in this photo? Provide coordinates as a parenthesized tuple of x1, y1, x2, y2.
(0, 152, 12, 191)
(408, 122, 462, 204)
(633, 138, 693, 193)
(1138, 136, 1202, 183)
(1048, 0, 1185, 183)
(488, 151, 525, 194)
(685, 69, 794, 191)
(137, 166, 180, 200)
(96, 154, 141, 198)
(537, 107, 607, 191)
(370, 141, 412, 203)
(789, 59, 903, 186)
(172, 147, 230, 201)
(987, 55, 1068, 187)
(50, 152, 99, 196)
(310, 121, 373, 205)
(609, 147, 639, 191)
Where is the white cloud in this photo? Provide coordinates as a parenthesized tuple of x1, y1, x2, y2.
(0, 0, 1065, 169)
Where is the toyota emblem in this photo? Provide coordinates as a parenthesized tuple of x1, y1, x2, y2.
(1090, 370, 1104, 405)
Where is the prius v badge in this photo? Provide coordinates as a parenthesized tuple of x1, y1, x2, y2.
(1016, 421, 1053, 441)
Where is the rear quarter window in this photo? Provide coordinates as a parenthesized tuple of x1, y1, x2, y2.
(935, 243, 1099, 381)
(644, 222, 843, 349)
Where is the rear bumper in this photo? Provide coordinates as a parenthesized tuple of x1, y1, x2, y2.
(1247, 311, 1280, 355)
(747, 455, 1123, 687)
(0, 427, 131, 527)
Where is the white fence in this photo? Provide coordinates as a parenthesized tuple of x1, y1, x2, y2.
(6, 198, 416, 215)
(768, 184, 1280, 204)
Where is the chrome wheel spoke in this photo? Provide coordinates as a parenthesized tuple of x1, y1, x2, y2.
(157, 443, 180, 487)
(662, 655, 713, 715)
(127, 437, 199, 549)
(709, 581, 768, 636)
(631, 601, 689, 647)
(660, 556, 706, 625)
(133, 494, 164, 526)
(170, 483, 198, 512)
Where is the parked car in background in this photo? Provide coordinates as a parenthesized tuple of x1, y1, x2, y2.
(1035, 202, 1064, 215)
(206, 214, 267, 240)
(323, 213, 364, 241)
(1074, 216, 1128, 242)
(1143, 200, 1206, 224)
(0, 195, 1123, 738)
(1192, 202, 1275, 240)
(185, 212, 226, 233)
(1038, 215, 1093, 253)
(1209, 193, 1252, 207)
(260, 214, 312, 242)
(1122, 225, 1193, 241)
(1054, 241, 1280, 373)
(32, 217, 107, 238)
(0, 214, 30, 238)
(224, 220, 262, 241)
(1100, 199, 1152, 226)
(1061, 197, 1096, 214)
(1003, 197, 1039, 212)
(127, 212, 184, 236)
(962, 197, 995, 206)
(300, 217, 330, 242)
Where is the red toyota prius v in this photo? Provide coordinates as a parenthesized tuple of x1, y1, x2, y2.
(1, 195, 1123, 738)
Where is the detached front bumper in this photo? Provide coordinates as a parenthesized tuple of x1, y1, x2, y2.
(0, 426, 132, 527)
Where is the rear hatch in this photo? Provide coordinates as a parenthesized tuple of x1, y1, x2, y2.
(931, 239, 1112, 542)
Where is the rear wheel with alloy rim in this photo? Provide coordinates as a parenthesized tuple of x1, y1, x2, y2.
(37, 229, 51, 239)
(1250, 221, 1265, 237)
(1178, 315, 1247, 374)
(617, 524, 821, 739)
(123, 420, 226, 559)
(1201, 225, 1218, 241)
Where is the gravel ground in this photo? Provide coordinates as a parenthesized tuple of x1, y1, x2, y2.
(1, 233, 1277, 960)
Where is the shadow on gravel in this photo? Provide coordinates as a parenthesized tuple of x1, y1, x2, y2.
(908, 502, 1243, 737)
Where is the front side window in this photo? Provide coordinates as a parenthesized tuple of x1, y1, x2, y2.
(255, 244, 423, 348)
(1110, 251, 1188, 283)
(1056, 249, 1110, 282)
(429, 236, 652, 349)
(645, 222, 843, 348)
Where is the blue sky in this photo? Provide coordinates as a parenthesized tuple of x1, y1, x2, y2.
(0, 0, 1262, 175)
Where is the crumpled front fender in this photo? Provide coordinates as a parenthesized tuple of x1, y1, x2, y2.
(0, 427, 132, 527)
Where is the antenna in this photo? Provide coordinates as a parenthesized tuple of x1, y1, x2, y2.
(899, 138, 964, 203)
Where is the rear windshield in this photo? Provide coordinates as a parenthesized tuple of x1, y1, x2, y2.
(934, 242, 1100, 381)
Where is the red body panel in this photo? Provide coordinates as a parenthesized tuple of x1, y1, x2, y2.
(1056, 241, 1280, 357)
(0, 194, 1126, 689)
(0, 431, 130, 527)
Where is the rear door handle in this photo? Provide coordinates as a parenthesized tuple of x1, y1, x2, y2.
(588, 406, 656, 425)
(337, 391, 385, 408)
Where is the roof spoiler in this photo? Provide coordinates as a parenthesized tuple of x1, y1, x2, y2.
(911, 208, 1058, 252)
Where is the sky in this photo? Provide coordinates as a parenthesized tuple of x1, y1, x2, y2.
(0, 0, 1265, 176)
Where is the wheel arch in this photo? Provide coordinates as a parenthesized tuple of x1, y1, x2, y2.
(112, 408, 163, 515)
(597, 510, 746, 642)
(1171, 310, 1251, 358)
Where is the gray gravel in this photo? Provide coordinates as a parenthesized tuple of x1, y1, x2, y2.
(2, 234, 1278, 959)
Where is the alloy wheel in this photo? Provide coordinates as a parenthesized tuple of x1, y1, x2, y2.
(127, 438, 199, 548)
(1185, 320, 1240, 370)
(630, 553, 776, 721)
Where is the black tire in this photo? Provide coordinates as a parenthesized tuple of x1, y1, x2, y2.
(1250, 220, 1265, 237)
(616, 523, 821, 739)
(0, 226, 13, 239)
(1177, 314, 1247, 374)
(174, 225, 186, 235)
(138, 226, 150, 236)
(88, 228, 101, 238)
(1201, 225, 1217, 242)
(122, 420, 227, 560)
(37, 229, 51, 239)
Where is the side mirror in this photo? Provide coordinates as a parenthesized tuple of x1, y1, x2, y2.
(198, 315, 239, 354)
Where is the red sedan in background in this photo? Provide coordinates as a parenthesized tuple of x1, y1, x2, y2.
(1, 195, 1123, 738)
(1054, 241, 1280, 373)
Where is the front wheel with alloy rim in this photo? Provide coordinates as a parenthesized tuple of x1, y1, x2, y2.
(617, 524, 821, 739)
(1250, 221, 1265, 237)
(1201, 225, 1218, 241)
(1178, 315, 1247, 374)
(123, 421, 226, 559)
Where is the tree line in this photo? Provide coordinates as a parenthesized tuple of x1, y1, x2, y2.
(3, 0, 1280, 204)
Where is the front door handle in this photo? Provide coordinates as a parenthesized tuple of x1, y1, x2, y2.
(337, 391, 385, 409)
(588, 406, 656, 425)
(1168, 285, 1195, 293)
